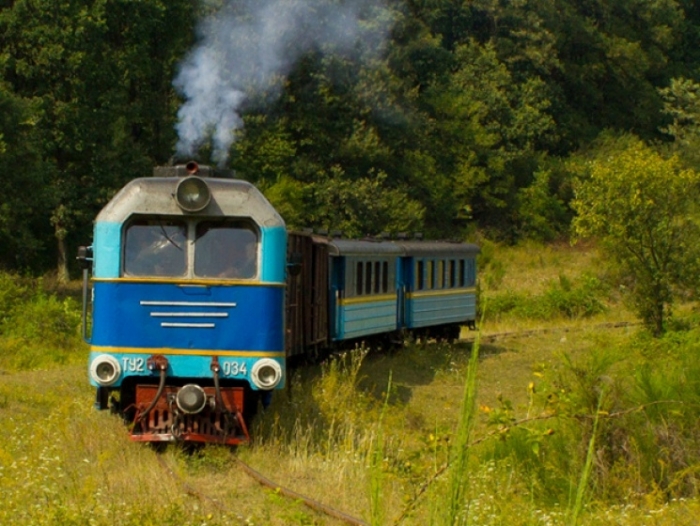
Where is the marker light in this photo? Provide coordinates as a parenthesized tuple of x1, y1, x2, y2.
(90, 355, 121, 386)
(175, 176, 211, 212)
(251, 359, 283, 390)
(176, 384, 208, 414)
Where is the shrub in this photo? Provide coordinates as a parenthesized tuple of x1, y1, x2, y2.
(484, 329, 700, 509)
(486, 274, 607, 321)
(0, 272, 84, 370)
(0, 272, 34, 325)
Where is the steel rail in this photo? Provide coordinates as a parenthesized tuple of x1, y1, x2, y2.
(460, 320, 638, 344)
(235, 456, 369, 526)
(155, 452, 368, 526)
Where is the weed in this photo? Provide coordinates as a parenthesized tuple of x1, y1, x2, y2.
(440, 333, 480, 525)
(368, 372, 391, 526)
(570, 391, 605, 524)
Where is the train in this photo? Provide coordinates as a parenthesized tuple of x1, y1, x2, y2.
(78, 162, 479, 446)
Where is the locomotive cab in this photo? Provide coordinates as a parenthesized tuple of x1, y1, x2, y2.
(82, 162, 287, 445)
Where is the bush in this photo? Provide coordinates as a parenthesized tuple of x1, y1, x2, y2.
(486, 274, 607, 321)
(0, 272, 34, 324)
(0, 272, 84, 370)
(484, 328, 700, 508)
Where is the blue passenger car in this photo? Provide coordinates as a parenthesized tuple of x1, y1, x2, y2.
(397, 241, 480, 341)
(82, 163, 287, 445)
(320, 237, 479, 345)
(326, 239, 403, 341)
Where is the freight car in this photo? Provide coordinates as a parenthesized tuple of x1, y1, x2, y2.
(78, 162, 479, 446)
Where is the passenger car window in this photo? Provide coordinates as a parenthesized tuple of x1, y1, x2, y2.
(124, 220, 187, 277)
(416, 261, 424, 290)
(382, 261, 389, 293)
(374, 262, 381, 294)
(365, 261, 372, 295)
(195, 221, 258, 278)
(356, 261, 364, 295)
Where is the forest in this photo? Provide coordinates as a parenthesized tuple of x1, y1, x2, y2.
(2, 0, 700, 282)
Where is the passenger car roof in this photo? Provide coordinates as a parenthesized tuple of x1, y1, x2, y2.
(324, 238, 480, 257)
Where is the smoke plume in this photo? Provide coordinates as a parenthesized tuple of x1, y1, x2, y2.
(174, 0, 393, 166)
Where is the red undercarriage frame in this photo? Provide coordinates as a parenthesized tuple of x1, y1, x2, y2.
(130, 384, 250, 446)
(123, 355, 250, 446)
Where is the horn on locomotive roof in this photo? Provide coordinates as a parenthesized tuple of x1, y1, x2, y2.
(152, 162, 235, 179)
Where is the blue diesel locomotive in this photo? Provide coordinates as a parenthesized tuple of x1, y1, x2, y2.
(79, 162, 478, 446)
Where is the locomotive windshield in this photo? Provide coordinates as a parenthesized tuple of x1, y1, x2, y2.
(123, 220, 187, 277)
(194, 220, 258, 279)
(122, 217, 258, 279)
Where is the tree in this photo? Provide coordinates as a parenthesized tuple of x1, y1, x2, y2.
(659, 77, 700, 169)
(0, 84, 53, 270)
(424, 39, 556, 235)
(0, 0, 194, 279)
(572, 136, 700, 335)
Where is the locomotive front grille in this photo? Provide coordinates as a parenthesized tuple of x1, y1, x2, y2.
(132, 384, 248, 445)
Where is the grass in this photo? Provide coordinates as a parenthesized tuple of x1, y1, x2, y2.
(2, 241, 700, 524)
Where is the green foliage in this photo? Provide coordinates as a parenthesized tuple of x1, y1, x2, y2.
(0, 272, 83, 370)
(424, 38, 557, 234)
(482, 327, 700, 511)
(487, 274, 608, 321)
(659, 77, 700, 170)
(0, 0, 195, 276)
(476, 239, 506, 291)
(516, 168, 570, 241)
(2, 0, 700, 267)
(572, 135, 700, 335)
(312, 167, 424, 237)
(260, 175, 312, 230)
(0, 84, 52, 270)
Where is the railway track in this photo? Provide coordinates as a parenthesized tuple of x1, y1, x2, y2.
(156, 452, 368, 526)
(461, 320, 639, 344)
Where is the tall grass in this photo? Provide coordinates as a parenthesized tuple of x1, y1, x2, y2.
(438, 334, 480, 525)
(368, 372, 391, 526)
(570, 393, 604, 524)
(0, 272, 84, 370)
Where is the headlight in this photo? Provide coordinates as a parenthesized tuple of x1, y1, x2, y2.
(176, 384, 208, 414)
(175, 176, 211, 212)
(251, 359, 283, 390)
(90, 355, 121, 386)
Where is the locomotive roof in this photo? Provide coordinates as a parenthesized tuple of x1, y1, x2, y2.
(95, 177, 285, 228)
(324, 238, 480, 257)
